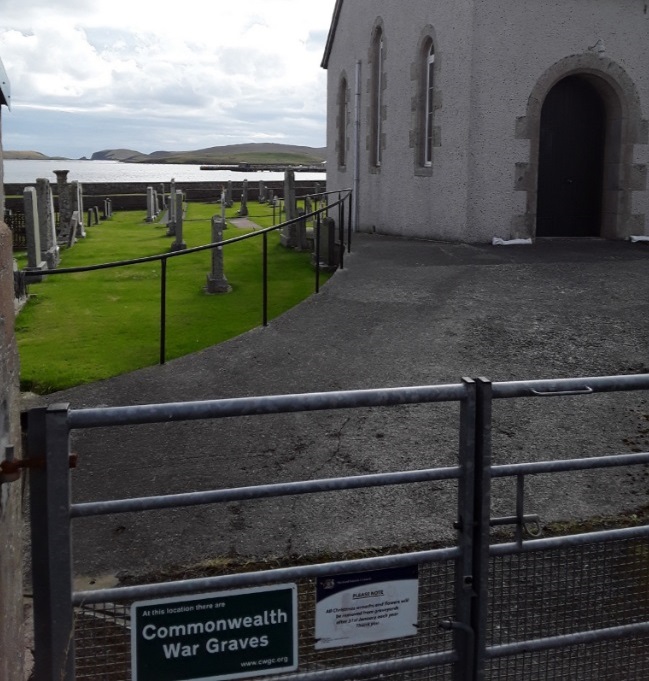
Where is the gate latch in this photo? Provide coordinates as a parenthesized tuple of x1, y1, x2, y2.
(0, 446, 77, 485)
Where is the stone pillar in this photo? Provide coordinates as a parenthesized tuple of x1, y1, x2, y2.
(54, 169, 72, 236)
(106, 197, 112, 218)
(170, 190, 186, 252)
(23, 187, 46, 274)
(238, 179, 249, 217)
(280, 170, 299, 248)
(166, 179, 177, 235)
(225, 181, 233, 208)
(284, 170, 297, 221)
(102, 199, 109, 220)
(71, 181, 84, 229)
(314, 216, 341, 270)
(205, 216, 232, 293)
(146, 186, 156, 222)
(220, 190, 227, 224)
(35, 178, 59, 268)
(258, 181, 267, 204)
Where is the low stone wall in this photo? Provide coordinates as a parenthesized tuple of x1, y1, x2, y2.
(4, 180, 324, 212)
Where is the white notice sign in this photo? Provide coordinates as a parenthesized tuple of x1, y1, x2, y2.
(314, 566, 419, 649)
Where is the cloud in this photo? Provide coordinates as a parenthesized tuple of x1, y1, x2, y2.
(0, 0, 336, 156)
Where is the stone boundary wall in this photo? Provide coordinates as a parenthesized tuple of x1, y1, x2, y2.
(4, 180, 324, 212)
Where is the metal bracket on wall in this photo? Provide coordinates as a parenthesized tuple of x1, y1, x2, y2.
(0, 445, 76, 485)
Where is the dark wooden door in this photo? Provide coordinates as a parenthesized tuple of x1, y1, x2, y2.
(536, 76, 605, 237)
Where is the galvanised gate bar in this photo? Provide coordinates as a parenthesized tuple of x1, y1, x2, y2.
(25, 374, 649, 680)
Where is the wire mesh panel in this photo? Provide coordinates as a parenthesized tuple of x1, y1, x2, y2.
(485, 537, 649, 679)
(74, 559, 457, 681)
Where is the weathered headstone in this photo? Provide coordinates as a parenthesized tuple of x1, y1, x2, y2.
(220, 189, 227, 224)
(71, 180, 85, 236)
(258, 181, 267, 204)
(54, 169, 73, 238)
(170, 190, 186, 251)
(166, 179, 177, 235)
(225, 181, 233, 208)
(205, 216, 231, 293)
(313, 216, 340, 270)
(35, 178, 59, 268)
(23, 187, 46, 275)
(146, 186, 156, 222)
(238, 179, 249, 217)
(280, 170, 299, 248)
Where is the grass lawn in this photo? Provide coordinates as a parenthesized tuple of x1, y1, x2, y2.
(16, 202, 329, 394)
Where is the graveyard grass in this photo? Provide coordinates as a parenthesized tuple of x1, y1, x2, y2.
(17, 202, 330, 394)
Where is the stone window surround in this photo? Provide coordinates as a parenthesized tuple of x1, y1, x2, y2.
(411, 25, 442, 178)
(367, 18, 386, 173)
(336, 72, 349, 172)
(513, 53, 648, 240)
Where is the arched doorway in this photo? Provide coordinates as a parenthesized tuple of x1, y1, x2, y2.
(536, 76, 606, 237)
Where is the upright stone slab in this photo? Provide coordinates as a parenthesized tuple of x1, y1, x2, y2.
(166, 179, 177, 235)
(54, 169, 72, 239)
(170, 190, 186, 252)
(146, 186, 156, 222)
(71, 181, 84, 235)
(280, 170, 299, 248)
(23, 187, 46, 274)
(225, 181, 233, 208)
(258, 181, 267, 204)
(35, 178, 59, 268)
(238, 179, 249, 217)
(205, 216, 232, 293)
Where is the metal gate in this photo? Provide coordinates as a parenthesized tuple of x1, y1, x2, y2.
(23, 374, 649, 680)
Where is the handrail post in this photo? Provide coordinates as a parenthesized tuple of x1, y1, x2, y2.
(160, 258, 167, 365)
(347, 190, 353, 253)
(315, 211, 321, 294)
(339, 194, 345, 270)
(262, 232, 268, 326)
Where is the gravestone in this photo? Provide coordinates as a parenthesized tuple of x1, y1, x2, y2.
(23, 187, 46, 276)
(313, 216, 340, 270)
(54, 169, 73, 238)
(225, 181, 233, 208)
(238, 179, 249, 217)
(258, 181, 267, 204)
(280, 170, 299, 248)
(205, 216, 232, 293)
(166, 179, 177, 235)
(71, 181, 85, 236)
(220, 189, 227, 224)
(169, 190, 186, 251)
(35, 178, 59, 268)
(146, 186, 156, 222)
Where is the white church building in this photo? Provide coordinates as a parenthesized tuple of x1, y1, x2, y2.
(321, 0, 649, 242)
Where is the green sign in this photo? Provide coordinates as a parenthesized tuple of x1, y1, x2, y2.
(131, 584, 298, 681)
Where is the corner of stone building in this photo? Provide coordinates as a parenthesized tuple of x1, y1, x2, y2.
(0, 102, 26, 681)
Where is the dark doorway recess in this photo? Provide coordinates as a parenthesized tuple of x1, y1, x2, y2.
(536, 76, 606, 237)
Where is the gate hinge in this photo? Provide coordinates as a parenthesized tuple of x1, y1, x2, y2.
(0, 447, 78, 485)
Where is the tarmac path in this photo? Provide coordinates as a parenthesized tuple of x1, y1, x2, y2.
(29, 234, 649, 581)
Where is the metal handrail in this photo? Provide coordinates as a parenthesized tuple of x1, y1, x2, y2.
(23, 188, 353, 364)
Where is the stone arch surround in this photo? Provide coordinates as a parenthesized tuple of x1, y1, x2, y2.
(514, 53, 648, 239)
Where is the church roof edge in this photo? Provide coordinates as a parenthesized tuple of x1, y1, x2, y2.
(321, 0, 344, 69)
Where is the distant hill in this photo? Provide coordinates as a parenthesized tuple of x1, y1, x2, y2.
(92, 143, 326, 165)
(4, 150, 69, 160)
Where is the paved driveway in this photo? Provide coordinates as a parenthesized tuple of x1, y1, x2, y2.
(32, 235, 649, 580)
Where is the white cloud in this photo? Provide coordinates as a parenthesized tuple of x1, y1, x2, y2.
(0, 0, 336, 156)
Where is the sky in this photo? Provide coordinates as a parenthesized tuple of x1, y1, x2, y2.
(0, 0, 337, 158)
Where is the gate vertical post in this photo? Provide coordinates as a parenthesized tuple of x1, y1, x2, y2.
(29, 404, 75, 681)
(472, 378, 493, 680)
(453, 378, 477, 680)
